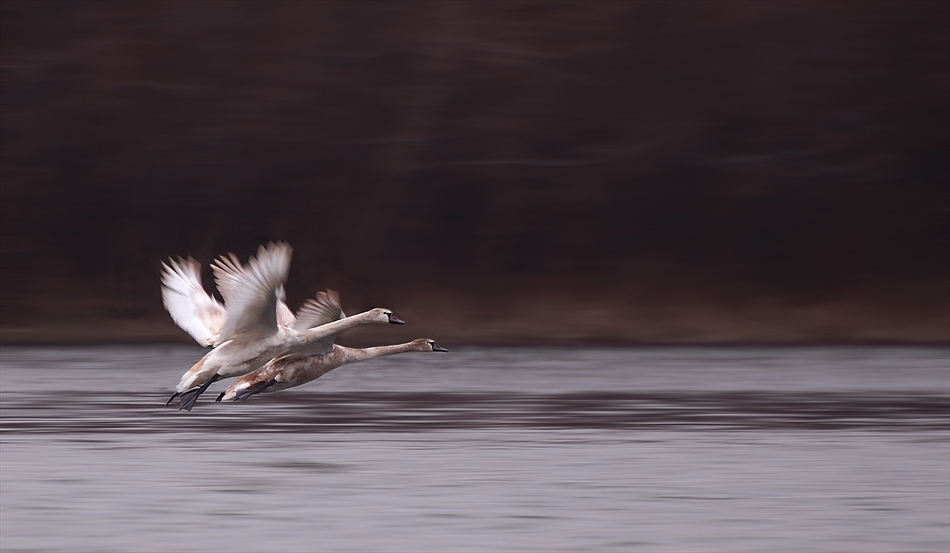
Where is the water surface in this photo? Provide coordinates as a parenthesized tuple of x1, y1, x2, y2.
(1, 346, 948, 552)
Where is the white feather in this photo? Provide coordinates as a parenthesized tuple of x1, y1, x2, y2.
(213, 252, 296, 328)
(160, 257, 225, 346)
(215, 241, 293, 343)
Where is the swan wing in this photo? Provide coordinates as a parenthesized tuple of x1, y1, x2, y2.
(275, 287, 297, 328)
(293, 290, 344, 330)
(215, 242, 293, 343)
(280, 290, 344, 359)
(160, 257, 225, 346)
(211, 252, 244, 305)
(214, 253, 297, 328)
(279, 336, 335, 360)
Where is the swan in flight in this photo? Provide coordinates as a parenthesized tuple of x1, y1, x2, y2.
(160, 242, 405, 410)
(218, 338, 448, 402)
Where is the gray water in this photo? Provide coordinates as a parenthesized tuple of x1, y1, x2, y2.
(1, 346, 948, 553)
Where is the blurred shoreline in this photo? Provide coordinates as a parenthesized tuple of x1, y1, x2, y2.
(2, 1, 947, 348)
(2, 295, 946, 346)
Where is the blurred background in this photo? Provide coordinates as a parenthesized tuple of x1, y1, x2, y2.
(1, 0, 947, 345)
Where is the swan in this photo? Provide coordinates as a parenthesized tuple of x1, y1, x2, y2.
(217, 338, 449, 402)
(161, 242, 406, 410)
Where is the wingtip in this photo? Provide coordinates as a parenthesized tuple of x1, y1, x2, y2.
(259, 241, 292, 255)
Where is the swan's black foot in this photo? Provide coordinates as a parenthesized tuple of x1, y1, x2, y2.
(215, 391, 226, 402)
(178, 374, 219, 412)
(235, 379, 278, 402)
(164, 391, 181, 407)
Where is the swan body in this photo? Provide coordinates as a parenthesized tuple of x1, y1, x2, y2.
(218, 338, 449, 402)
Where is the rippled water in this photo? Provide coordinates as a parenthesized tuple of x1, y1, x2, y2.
(1, 346, 948, 552)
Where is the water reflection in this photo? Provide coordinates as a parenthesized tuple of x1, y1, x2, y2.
(2, 390, 946, 434)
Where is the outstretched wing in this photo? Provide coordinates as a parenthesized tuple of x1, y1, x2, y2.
(293, 290, 344, 330)
(215, 242, 292, 343)
(213, 253, 296, 328)
(211, 252, 244, 305)
(160, 257, 226, 346)
(280, 290, 346, 359)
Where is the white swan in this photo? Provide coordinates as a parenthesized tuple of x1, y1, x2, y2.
(161, 242, 406, 410)
(217, 338, 449, 402)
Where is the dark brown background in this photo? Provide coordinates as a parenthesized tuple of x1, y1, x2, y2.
(1, 1, 947, 344)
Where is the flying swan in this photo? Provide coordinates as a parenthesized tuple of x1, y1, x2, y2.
(217, 291, 447, 401)
(160, 242, 405, 410)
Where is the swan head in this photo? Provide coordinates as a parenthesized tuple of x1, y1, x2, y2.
(369, 308, 405, 324)
(410, 338, 449, 352)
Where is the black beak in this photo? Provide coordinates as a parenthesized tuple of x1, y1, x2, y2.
(387, 313, 405, 324)
(430, 342, 449, 352)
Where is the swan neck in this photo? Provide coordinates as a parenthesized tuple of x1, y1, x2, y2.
(342, 342, 417, 363)
(296, 310, 374, 343)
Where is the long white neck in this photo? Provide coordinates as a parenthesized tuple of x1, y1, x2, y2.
(291, 310, 379, 346)
(339, 342, 421, 364)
